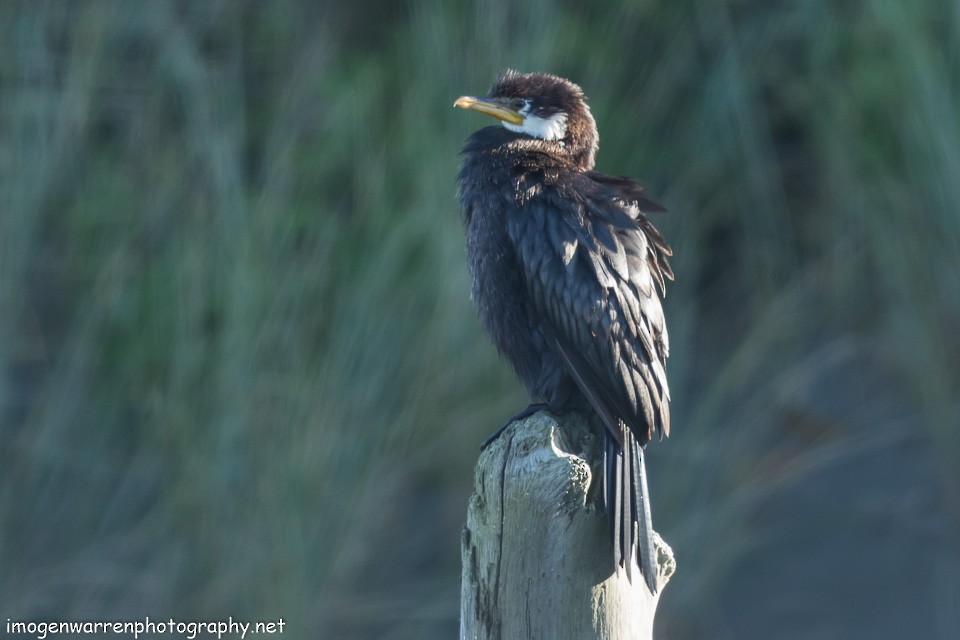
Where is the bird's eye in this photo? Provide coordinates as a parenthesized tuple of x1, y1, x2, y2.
(511, 98, 527, 111)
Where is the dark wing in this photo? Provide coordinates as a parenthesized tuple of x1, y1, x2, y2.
(506, 170, 672, 445)
(585, 171, 669, 213)
(586, 170, 674, 292)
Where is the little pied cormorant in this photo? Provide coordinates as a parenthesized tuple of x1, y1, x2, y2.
(454, 70, 673, 594)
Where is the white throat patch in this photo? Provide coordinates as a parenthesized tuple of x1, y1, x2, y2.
(503, 102, 568, 141)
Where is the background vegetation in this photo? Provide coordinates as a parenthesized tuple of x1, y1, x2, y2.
(2, 1, 958, 638)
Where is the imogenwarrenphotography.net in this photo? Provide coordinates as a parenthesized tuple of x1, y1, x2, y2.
(4, 616, 285, 640)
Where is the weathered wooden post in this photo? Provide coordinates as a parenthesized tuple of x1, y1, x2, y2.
(460, 411, 675, 640)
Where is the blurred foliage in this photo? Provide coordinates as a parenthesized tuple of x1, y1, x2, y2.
(1, 0, 958, 638)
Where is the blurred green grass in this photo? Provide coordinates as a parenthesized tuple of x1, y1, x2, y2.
(1, 1, 958, 638)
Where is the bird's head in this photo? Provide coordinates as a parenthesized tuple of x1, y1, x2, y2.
(455, 70, 599, 169)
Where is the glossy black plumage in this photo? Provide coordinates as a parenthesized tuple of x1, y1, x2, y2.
(456, 70, 673, 593)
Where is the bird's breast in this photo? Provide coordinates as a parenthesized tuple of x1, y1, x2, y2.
(460, 171, 547, 396)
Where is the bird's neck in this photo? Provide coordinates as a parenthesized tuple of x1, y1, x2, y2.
(464, 126, 596, 172)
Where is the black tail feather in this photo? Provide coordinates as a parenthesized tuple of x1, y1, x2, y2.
(620, 437, 632, 582)
(604, 429, 658, 593)
(632, 436, 657, 592)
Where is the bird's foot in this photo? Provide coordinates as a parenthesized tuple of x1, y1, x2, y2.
(480, 402, 550, 450)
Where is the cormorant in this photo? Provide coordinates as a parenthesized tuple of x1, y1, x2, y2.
(454, 70, 673, 594)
